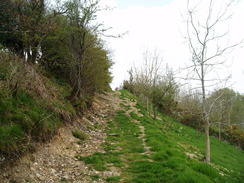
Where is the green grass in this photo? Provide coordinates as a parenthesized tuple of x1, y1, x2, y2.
(112, 111, 145, 154)
(91, 174, 100, 180)
(120, 103, 131, 110)
(176, 168, 213, 183)
(164, 117, 244, 182)
(76, 152, 107, 171)
(75, 150, 123, 171)
(0, 88, 61, 156)
(106, 176, 121, 182)
(119, 89, 137, 102)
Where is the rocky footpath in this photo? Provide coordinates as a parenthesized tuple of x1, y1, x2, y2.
(0, 92, 122, 183)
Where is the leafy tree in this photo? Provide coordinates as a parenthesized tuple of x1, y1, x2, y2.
(0, 0, 51, 63)
(41, 15, 71, 77)
(63, 0, 111, 99)
(41, 0, 113, 109)
(0, 0, 24, 55)
(231, 93, 244, 128)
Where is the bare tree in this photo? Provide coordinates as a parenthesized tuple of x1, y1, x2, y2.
(185, 0, 243, 163)
(133, 50, 163, 117)
(130, 50, 177, 120)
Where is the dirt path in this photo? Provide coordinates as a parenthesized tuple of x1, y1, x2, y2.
(0, 92, 122, 183)
(120, 95, 152, 157)
(138, 125, 151, 155)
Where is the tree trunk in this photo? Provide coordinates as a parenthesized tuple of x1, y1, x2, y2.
(27, 49, 31, 63)
(205, 118, 211, 163)
(201, 61, 211, 163)
(146, 97, 149, 111)
(31, 42, 39, 64)
(218, 122, 221, 140)
(153, 106, 157, 120)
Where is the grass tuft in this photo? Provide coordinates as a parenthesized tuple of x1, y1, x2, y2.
(72, 130, 88, 141)
(106, 176, 121, 182)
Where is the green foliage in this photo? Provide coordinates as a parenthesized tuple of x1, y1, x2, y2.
(123, 80, 134, 93)
(176, 90, 203, 131)
(41, 0, 113, 101)
(177, 87, 244, 149)
(1, 0, 114, 110)
(230, 93, 244, 126)
(0, 0, 50, 63)
(0, 0, 112, 166)
(0, 65, 10, 80)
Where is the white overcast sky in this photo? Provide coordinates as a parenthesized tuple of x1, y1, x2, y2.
(96, 0, 244, 93)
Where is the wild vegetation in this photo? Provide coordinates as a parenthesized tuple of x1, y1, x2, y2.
(0, 0, 112, 161)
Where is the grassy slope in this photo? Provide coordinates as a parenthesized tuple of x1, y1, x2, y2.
(77, 90, 244, 183)
(0, 53, 76, 158)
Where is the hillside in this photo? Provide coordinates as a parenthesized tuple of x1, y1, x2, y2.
(1, 90, 243, 182)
